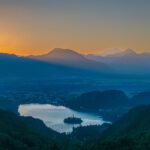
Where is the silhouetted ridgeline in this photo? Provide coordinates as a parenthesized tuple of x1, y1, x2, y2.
(67, 90, 129, 110)
(0, 53, 88, 79)
(1, 105, 150, 149)
(29, 48, 112, 73)
(102, 105, 150, 138)
(1, 48, 150, 80)
(92, 105, 150, 150)
(69, 105, 150, 149)
(67, 90, 150, 111)
(1, 90, 150, 116)
(0, 109, 66, 150)
(86, 48, 150, 75)
(0, 52, 113, 79)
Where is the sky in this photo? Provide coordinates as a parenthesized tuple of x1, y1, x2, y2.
(0, 0, 150, 56)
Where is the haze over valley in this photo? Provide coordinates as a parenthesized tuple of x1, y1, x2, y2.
(0, 0, 150, 150)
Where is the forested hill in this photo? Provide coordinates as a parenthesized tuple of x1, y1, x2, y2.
(87, 105, 150, 150)
(0, 109, 65, 150)
(67, 90, 150, 111)
(1, 105, 150, 150)
(67, 90, 129, 110)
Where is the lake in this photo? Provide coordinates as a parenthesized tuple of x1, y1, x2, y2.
(18, 104, 108, 133)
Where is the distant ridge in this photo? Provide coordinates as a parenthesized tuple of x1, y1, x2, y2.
(106, 48, 137, 57)
(1, 47, 150, 78)
(29, 48, 112, 72)
(30, 48, 87, 63)
(86, 48, 150, 75)
(0, 53, 19, 59)
(0, 51, 113, 79)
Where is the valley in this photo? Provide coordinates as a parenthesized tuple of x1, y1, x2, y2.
(0, 1, 150, 149)
(0, 49, 150, 150)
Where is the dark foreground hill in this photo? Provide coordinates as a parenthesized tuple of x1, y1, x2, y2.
(86, 105, 150, 150)
(1, 105, 150, 150)
(68, 105, 150, 150)
(0, 109, 65, 150)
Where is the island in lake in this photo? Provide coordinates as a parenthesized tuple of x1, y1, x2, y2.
(64, 115, 83, 124)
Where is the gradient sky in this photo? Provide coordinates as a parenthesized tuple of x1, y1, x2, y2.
(0, 0, 150, 56)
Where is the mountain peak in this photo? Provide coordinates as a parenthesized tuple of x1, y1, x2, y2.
(48, 48, 83, 59)
(123, 48, 137, 55)
(50, 48, 79, 54)
(106, 48, 137, 57)
(29, 48, 87, 64)
(29, 48, 111, 72)
(44, 48, 86, 63)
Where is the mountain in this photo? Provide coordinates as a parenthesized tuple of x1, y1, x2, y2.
(1, 103, 150, 150)
(67, 90, 130, 110)
(86, 48, 137, 63)
(106, 48, 137, 57)
(0, 109, 62, 150)
(70, 104, 150, 149)
(103, 105, 150, 137)
(66, 90, 150, 122)
(0, 52, 111, 79)
(30, 48, 86, 64)
(69, 90, 150, 109)
(75, 105, 150, 150)
(88, 105, 150, 150)
(86, 48, 150, 75)
(29, 48, 112, 72)
(0, 53, 71, 78)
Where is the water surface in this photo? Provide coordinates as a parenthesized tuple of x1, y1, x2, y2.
(19, 104, 107, 133)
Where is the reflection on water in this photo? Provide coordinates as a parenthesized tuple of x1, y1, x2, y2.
(19, 104, 107, 133)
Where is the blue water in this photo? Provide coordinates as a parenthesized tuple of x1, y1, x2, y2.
(19, 104, 108, 133)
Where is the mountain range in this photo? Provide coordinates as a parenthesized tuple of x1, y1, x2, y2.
(0, 48, 150, 79)
(0, 53, 76, 79)
(29, 48, 111, 72)
(86, 48, 150, 75)
(0, 48, 113, 79)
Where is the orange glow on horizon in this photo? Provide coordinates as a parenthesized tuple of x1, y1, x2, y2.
(0, 47, 147, 57)
(0, 1, 150, 56)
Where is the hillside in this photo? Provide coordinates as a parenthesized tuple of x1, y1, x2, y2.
(103, 105, 150, 137)
(0, 52, 115, 80)
(0, 109, 64, 150)
(75, 105, 150, 150)
(86, 49, 150, 75)
(0, 53, 106, 79)
(69, 105, 150, 150)
(67, 90, 130, 110)
(1, 104, 150, 150)
(29, 48, 112, 72)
